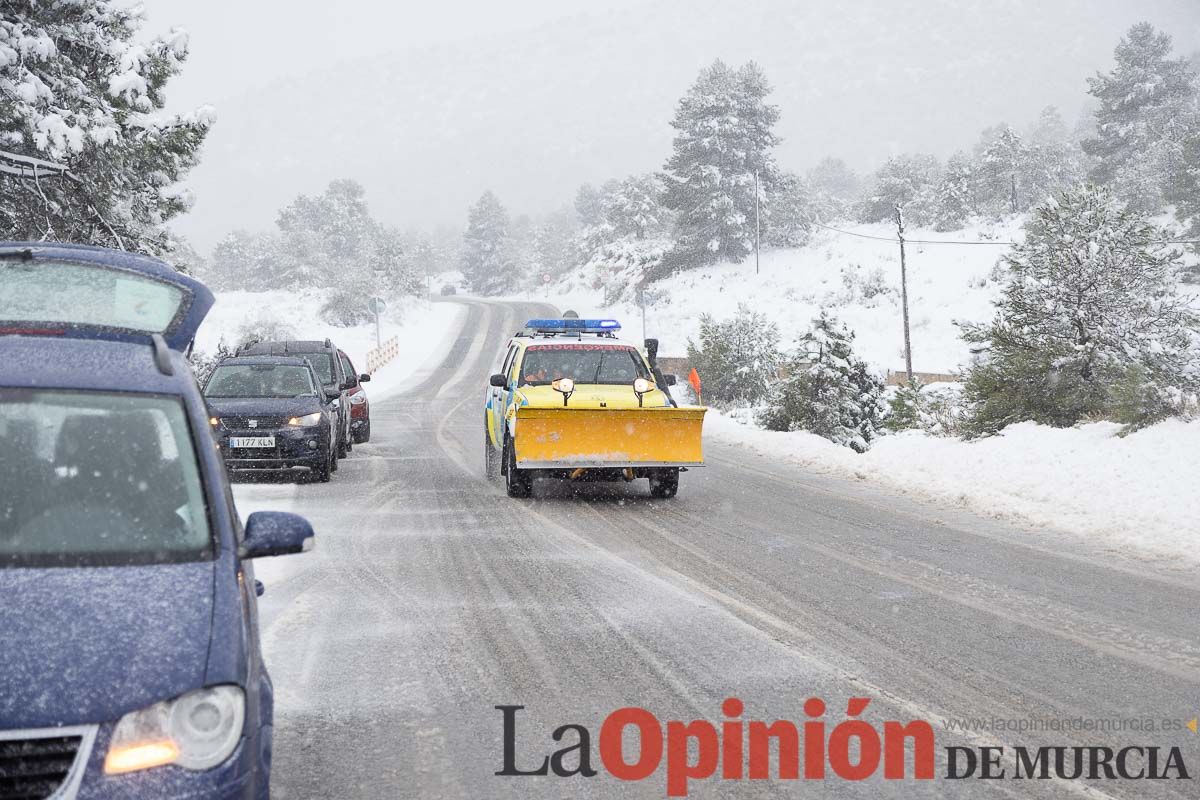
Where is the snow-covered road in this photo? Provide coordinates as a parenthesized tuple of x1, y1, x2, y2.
(237, 299, 1199, 799)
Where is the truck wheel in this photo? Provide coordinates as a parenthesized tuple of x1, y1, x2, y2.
(484, 425, 500, 480)
(649, 468, 679, 499)
(504, 437, 532, 498)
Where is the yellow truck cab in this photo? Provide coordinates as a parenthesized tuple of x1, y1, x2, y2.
(484, 318, 706, 498)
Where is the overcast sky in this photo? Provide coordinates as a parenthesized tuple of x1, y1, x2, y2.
(139, 0, 1200, 250)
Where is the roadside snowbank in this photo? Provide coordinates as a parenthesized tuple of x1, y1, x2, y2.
(194, 289, 465, 397)
(708, 412, 1200, 563)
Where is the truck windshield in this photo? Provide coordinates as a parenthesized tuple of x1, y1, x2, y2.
(0, 390, 211, 567)
(205, 364, 317, 398)
(519, 345, 650, 386)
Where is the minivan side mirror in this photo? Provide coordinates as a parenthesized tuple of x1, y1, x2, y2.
(240, 511, 315, 559)
(359, 373, 371, 383)
(489, 373, 507, 388)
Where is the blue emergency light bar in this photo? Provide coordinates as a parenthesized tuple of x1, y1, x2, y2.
(525, 318, 621, 335)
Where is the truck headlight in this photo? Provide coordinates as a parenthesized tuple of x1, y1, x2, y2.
(104, 686, 245, 774)
(288, 412, 323, 427)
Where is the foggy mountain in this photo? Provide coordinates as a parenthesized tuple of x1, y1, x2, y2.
(173, 0, 1200, 248)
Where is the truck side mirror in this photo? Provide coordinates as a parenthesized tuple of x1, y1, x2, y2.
(644, 338, 660, 362)
(665, 374, 677, 386)
(489, 373, 507, 388)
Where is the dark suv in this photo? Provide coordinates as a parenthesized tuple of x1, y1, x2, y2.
(237, 339, 358, 458)
(203, 356, 338, 482)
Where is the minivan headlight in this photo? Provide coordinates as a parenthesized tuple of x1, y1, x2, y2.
(104, 686, 245, 774)
(287, 412, 323, 427)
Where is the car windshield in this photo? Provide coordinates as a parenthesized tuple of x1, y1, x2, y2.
(519, 345, 650, 386)
(204, 364, 316, 398)
(0, 259, 185, 334)
(0, 390, 211, 567)
(297, 352, 334, 384)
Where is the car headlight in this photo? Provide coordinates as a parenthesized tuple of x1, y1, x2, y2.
(287, 412, 323, 427)
(348, 393, 366, 405)
(104, 686, 245, 774)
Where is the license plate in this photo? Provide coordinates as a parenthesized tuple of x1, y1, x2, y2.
(229, 436, 275, 448)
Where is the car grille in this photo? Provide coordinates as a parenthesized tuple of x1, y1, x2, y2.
(221, 416, 287, 430)
(0, 728, 92, 800)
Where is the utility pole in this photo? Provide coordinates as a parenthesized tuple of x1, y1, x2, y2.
(754, 169, 762, 276)
(638, 285, 647, 342)
(895, 204, 914, 381)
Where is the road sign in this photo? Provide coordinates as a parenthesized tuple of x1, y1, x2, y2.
(367, 296, 387, 316)
(542, 273, 552, 284)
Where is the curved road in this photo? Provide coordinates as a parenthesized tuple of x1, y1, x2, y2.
(239, 299, 1200, 799)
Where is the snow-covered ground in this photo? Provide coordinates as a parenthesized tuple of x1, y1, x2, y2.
(194, 288, 464, 400)
(540, 219, 1027, 373)
(706, 411, 1199, 564)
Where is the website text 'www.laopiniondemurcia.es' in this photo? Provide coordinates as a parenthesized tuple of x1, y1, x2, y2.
(495, 698, 1195, 797)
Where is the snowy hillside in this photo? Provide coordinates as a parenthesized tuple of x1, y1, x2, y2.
(544, 219, 1026, 374)
(194, 290, 464, 398)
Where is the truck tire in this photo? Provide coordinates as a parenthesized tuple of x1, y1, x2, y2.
(484, 424, 500, 480)
(649, 468, 679, 499)
(504, 437, 532, 498)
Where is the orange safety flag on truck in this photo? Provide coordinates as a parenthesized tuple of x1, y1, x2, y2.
(688, 367, 702, 399)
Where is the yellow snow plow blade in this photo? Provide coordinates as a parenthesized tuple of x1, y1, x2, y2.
(514, 406, 706, 468)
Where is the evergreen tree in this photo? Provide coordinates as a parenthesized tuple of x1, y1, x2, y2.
(857, 154, 941, 225)
(765, 171, 815, 247)
(604, 174, 667, 240)
(960, 186, 1200, 434)
(1082, 23, 1199, 212)
(975, 127, 1027, 215)
(0, 1, 212, 253)
(685, 306, 782, 407)
(806, 157, 861, 220)
(461, 190, 510, 296)
(663, 60, 780, 269)
(757, 311, 885, 452)
(931, 152, 977, 231)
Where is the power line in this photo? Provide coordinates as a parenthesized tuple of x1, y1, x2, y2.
(811, 220, 1200, 247)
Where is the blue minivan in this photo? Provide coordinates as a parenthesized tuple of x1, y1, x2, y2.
(0, 243, 313, 799)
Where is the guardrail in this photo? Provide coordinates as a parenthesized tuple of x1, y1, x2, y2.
(365, 336, 399, 374)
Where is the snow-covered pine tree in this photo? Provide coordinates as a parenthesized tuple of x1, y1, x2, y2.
(931, 153, 977, 231)
(765, 171, 815, 247)
(1082, 23, 1200, 213)
(530, 207, 578, 278)
(684, 306, 782, 407)
(757, 311, 885, 452)
(857, 154, 941, 226)
(663, 60, 780, 270)
(806, 157, 861, 221)
(0, 1, 211, 253)
(461, 190, 510, 296)
(604, 174, 667, 240)
(975, 126, 1028, 216)
(960, 186, 1200, 435)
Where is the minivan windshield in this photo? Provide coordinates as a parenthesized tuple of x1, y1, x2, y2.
(0, 390, 211, 567)
(204, 364, 317, 398)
